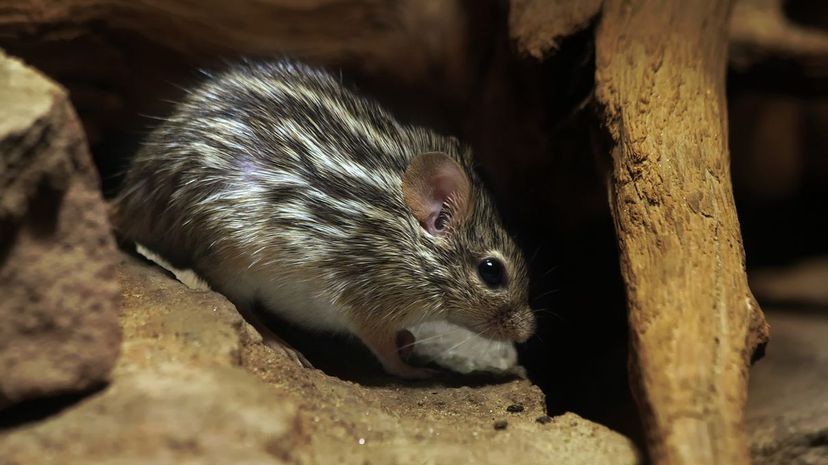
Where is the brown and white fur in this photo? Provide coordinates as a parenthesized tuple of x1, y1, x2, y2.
(113, 59, 535, 378)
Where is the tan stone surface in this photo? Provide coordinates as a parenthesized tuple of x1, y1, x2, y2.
(0, 255, 640, 464)
(0, 365, 298, 465)
(746, 257, 828, 465)
(0, 50, 121, 408)
(747, 310, 828, 465)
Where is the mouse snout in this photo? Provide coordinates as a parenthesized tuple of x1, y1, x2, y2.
(508, 305, 536, 343)
(490, 305, 535, 343)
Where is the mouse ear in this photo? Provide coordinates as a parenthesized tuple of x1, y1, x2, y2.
(402, 152, 471, 236)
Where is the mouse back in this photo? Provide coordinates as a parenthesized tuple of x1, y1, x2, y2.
(114, 58, 535, 344)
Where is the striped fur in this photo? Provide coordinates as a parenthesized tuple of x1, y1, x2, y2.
(114, 59, 534, 375)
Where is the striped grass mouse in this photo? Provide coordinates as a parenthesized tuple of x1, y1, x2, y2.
(113, 59, 535, 378)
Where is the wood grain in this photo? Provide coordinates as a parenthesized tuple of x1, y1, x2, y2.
(594, 1, 770, 464)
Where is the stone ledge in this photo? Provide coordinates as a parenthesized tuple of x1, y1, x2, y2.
(0, 255, 640, 465)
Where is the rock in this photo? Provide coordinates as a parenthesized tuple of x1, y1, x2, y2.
(746, 310, 828, 465)
(746, 256, 828, 465)
(113, 256, 249, 372)
(0, 51, 121, 409)
(0, 255, 641, 464)
(0, 364, 299, 465)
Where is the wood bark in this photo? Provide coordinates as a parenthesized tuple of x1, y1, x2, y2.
(0, 0, 477, 151)
(594, 1, 769, 464)
(509, 0, 603, 59)
(730, 0, 828, 74)
(0, 0, 461, 61)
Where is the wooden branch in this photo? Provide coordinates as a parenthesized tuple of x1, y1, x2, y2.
(730, 0, 828, 73)
(0, 0, 471, 90)
(509, 0, 603, 59)
(594, 1, 769, 464)
(728, 0, 828, 96)
(0, 0, 477, 149)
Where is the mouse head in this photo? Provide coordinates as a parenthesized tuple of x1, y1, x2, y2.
(402, 152, 535, 343)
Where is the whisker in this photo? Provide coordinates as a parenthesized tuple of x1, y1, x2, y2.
(398, 332, 448, 350)
(539, 264, 560, 278)
(427, 326, 490, 364)
(531, 307, 564, 321)
(532, 288, 561, 303)
(527, 246, 542, 267)
(440, 332, 475, 356)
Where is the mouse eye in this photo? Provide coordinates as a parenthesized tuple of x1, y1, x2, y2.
(478, 257, 506, 289)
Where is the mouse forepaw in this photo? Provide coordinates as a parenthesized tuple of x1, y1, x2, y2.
(235, 303, 314, 369)
(356, 328, 439, 379)
(260, 337, 314, 368)
(386, 364, 439, 380)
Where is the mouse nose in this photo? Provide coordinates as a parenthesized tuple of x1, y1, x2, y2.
(504, 305, 535, 343)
